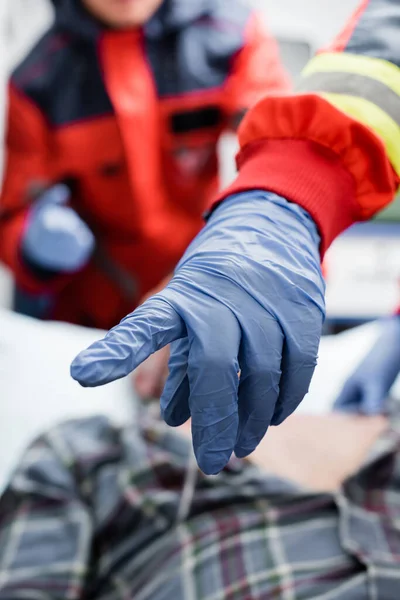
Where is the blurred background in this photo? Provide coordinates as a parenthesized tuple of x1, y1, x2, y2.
(0, 0, 399, 329)
(1, 3, 399, 584)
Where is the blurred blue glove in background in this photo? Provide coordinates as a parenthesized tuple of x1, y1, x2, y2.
(22, 184, 95, 273)
(71, 191, 325, 474)
(334, 315, 400, 415)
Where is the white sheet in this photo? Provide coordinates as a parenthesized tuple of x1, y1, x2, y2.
(0, 309, 134, 492)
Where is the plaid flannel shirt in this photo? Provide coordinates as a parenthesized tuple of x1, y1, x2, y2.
(0, 406, 400, 600)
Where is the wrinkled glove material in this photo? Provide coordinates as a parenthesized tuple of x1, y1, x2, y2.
(71, 191, 325, 474)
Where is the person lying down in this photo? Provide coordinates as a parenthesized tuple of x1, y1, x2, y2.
(0, 396, 398, 600)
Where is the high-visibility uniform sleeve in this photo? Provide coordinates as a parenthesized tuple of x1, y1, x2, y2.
(0, 84, 64, 292)
(210, 0, 400, 255)
(223, 11, 291, 129)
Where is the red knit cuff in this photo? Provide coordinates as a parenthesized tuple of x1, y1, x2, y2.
(207, 139, 358, 256)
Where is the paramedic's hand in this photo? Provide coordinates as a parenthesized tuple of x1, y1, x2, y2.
(22, 184, 95, 273)
(335, 315, 400, 415)
(71, 191, 325, 474)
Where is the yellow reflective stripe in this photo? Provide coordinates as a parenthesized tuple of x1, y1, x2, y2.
(297, 71, 400, 125)
(321, 92, 400, 176)
(300, 53, 400, 175)
(303, 53, 400, 98)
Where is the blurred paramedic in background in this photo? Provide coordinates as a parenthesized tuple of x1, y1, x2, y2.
(0, 0, 290, 336)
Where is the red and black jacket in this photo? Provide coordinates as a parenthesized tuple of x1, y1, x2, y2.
(0, 0, 290, 328)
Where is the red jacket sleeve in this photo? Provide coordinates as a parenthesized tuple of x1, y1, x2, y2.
(0, 84, 62, 293)
(210, 0, 400, 256)
(223, 11, 291, 128)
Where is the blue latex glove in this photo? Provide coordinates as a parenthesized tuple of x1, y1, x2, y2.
(22, 184, 95, 273)
(71, 191, 325, 474)
(334, 315, 400, 415)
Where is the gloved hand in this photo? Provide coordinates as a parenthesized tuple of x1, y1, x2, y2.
(334, 315, 400, 415)
(71, 191, 325, 474)
(22, 184, 95, 273)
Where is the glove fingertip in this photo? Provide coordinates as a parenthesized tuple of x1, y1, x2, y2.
(161, 406, 190, 427)
(234, 447, 253, 459)
(70, 362, 94, 387)
(70, 349, 105, 386)
(196, 450, 231, 475)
